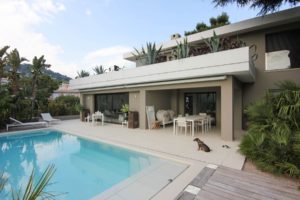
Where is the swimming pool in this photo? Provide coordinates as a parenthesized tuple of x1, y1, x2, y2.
(0, 129, 184, 199)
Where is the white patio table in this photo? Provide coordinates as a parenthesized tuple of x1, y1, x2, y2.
(92, 112, 104, 126)
(173, 115, 207, 137)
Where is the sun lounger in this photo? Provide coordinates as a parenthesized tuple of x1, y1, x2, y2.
(41, 113, 61, 124)
(6, 117, 48, 131)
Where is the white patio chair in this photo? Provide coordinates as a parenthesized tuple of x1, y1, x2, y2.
(92, 111, 104, 126)
(6, 117, 48, 131)
(176, 117, 192, 136)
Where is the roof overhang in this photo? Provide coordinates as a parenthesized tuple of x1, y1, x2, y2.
(70, 47, 255, 92)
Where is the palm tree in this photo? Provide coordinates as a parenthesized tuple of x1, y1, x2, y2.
(133, 42, 163, 65)
(6, 49, 27, 96)
(0, 46, 9, 85)
(31, 56, 50, 117)
(75, 70, 90, 79)
(93, 65, 106, 75)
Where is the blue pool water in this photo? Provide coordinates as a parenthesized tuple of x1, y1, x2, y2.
(0, 130, 162, 199)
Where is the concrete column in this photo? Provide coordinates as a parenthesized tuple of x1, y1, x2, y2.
(221, 76, 234, 141)
(216, 88, 221, 128)
(139, 90, 147, 129)
(233, 79, 243, 140)
(80, 94, 85, 121)
(90, 94, 95, 114)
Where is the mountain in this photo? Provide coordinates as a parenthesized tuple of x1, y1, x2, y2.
(6, 64, 72, 82)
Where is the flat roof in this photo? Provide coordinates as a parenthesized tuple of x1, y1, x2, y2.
(123, 7, 300, 61)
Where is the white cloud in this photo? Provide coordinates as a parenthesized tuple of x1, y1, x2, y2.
(83, 46, 135, 72)
(0, 0, 73, 76)
(0, 0, 135, 79)
(85, 9, 92, 16)
(32, 0, 66, 15)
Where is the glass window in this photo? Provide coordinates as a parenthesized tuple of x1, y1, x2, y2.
(94, 93, 129, 124)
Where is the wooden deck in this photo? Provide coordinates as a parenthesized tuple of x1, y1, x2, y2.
(176, 166, 300, 200)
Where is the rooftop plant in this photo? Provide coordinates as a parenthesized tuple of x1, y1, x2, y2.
(185, 12, 230, 36)
(93, 65, 106, 75)
(133, 42, 163, 65)
(173, 38, 190, 59)
(75, 70, 90, 79)
(203, 31, 221, 53)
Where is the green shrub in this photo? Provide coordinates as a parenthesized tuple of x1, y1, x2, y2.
(240, 81, 300, 178)
(47, 95, 80, 116)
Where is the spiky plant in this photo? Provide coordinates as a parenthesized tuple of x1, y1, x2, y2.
(203, 31, 220, 53)
(1, 165, 58, 200)
(173, 38, 189, 59)
(93, 65, 106, 75)
(240, 81, 300, 178)
(75, 70, 90, 79)
(133, 42, 163, 65)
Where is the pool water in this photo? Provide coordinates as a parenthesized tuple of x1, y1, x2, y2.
(0, 130, 163, 199)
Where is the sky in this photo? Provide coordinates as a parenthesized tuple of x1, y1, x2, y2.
(0, 0, 293, 78)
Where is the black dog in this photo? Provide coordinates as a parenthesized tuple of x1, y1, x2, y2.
(193, 138, 211, 152)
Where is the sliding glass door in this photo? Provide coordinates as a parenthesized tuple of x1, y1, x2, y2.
(184, 92, 216, 124)
(94, 93, 129, 124)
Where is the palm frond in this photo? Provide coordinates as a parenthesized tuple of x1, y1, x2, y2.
(12, 164, 57, 200)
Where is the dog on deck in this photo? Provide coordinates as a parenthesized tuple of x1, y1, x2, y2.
(193, 138, 211, 152)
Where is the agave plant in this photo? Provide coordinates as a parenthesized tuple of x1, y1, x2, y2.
(133, 42, 163, 65)
(173, 38, 189, 59)
(203, 31, 220, 53)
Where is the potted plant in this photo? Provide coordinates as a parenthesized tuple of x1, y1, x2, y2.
(120, 104, 129, 120)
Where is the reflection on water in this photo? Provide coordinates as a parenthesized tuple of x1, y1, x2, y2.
(0, 130, 159, 200)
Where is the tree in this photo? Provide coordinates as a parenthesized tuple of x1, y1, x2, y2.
(93, 65, 106, 75)
(213, 0, 300, 15)
(6, 49, 27, 96)
(133, 42, 163, 65)
(31, 56, 51, 118)
(0, 46, 9, 85)
(75, 70, 90, 78)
